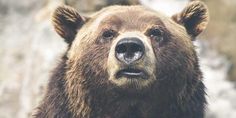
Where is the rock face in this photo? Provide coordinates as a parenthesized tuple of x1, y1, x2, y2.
(0, 0, 66, 117)
(0, 0, 236, 118)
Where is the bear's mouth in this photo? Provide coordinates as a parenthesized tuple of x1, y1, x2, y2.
(116, 68, 147, 79)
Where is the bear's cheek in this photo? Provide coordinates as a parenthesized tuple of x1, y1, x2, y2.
(68, 43, 111, 87)
(85, 45, 109, 74)
(152, 39, 195, 80)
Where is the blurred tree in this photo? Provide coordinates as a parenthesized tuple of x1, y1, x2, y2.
(202, 0, 236, 81)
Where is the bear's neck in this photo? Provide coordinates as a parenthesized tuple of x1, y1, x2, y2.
(68, 89, 161, 118)
(66, 79, 205, 118)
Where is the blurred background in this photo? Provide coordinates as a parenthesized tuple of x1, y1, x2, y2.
(0, 0, 235, 118)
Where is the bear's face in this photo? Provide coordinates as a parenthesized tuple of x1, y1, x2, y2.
(52, 1, 209, 93)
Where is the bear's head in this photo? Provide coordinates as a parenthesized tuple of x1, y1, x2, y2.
(52, 1, 209, 98)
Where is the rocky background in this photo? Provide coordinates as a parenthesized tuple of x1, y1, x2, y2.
(0, 0, 235, 118)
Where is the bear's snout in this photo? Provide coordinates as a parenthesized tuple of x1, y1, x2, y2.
(107, 32, 157, 89)
(115, 37, 145, 64)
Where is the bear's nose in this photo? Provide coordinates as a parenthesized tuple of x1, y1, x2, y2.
(115, 37, 145, 64)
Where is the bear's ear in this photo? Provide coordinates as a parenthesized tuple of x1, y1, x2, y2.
(52, 5, 88, 44)
(171, 1, 209, 39)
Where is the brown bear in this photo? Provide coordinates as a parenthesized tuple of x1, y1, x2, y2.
(33, 1, 209, 118)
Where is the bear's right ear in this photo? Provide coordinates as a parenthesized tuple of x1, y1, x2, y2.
(171, 1, 209, 39)
(52, 5, 88, 44)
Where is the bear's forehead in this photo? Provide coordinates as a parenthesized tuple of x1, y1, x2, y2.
(90, 6, 168, 31)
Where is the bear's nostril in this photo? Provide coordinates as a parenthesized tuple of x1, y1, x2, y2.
(116, 44, 127, 54)
(115, 37, 145, 64)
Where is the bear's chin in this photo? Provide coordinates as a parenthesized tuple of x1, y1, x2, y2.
(109, 71, 156, 92)
(110, 78, 156, 96)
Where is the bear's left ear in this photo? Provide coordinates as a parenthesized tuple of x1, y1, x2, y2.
(171, 1, 209, 39)
(52, 5, 88, 44)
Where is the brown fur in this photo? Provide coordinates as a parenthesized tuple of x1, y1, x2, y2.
(33, 1, 209, 118)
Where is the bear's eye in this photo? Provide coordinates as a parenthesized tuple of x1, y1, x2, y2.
(147, 27, 163, 42)
(102, 30, 116, 40)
